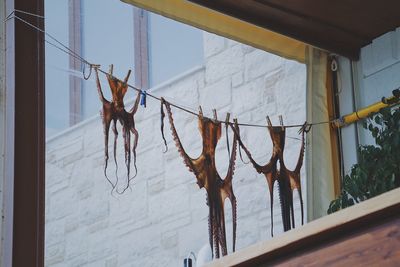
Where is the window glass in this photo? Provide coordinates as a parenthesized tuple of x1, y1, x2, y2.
(148, 13, 203, 86)
(45, 0, 69, 137)
(45, 0, 135, 137)
(81, 0, 135, 120)
(45, 3, 204, 138)
(45, 2, 306, 266)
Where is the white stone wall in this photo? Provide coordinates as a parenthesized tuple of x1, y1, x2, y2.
(356, 27, 400, 145)
(45, 32, 306, 267)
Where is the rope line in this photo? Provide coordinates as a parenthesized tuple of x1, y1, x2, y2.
(7, 12, 336, 130)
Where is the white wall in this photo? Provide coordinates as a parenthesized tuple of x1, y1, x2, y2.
(336, 27, 400, 175)
(45, 32, 306, 267)
(356, 27, 400, 145)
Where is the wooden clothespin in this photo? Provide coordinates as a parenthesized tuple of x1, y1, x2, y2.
(225, 113, 230, 125)
(124, 70, 132, 84)
(109, 64, 113, 77)
(198, 106, 203, 117)
(266, 116, 272, 128)
(212, 109, 217, 122)
(225, 113, 231, 157)
(279, 115, 284, 130)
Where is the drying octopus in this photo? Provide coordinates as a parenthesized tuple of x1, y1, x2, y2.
(231, 117, 307, 235)
(94, 65, 141, 191)
(161, 98, 238, 259)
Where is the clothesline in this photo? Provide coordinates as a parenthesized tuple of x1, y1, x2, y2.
(6, 9, 336, 130)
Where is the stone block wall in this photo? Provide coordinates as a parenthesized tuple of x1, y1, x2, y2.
(45, 32, 306, 267)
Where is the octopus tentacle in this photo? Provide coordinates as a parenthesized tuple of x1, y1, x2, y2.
(211, 203, 220, 259)
(225, 113, 231, 158)
(162, 99, 196, 173)
(225, 122, 238, 182)
(219, 208, 228, 256)
(160, 99, 168, 152)
(238, 145, 250, 164)
(277, 174, 291, 231)
(124, 127, 131, 180)
(231, 195, 237, 252)
(298, 188, 304, 225)
(230, 122, 264, 173)
(119, 126, 132, 194)
(231, 120, 280, 236)
(129, 90, 141, 115)
(95, 67, 115, 189)
(290, 193, 295, 228)
(102, 114, 114, 188)
(270, 193, 274, 237)
(128, 89, 141, 182)
(130, 126, 139, 180)
(214, 227, 220, 258)
(295, 125, 307, 173)
(264, 174, 275, 237)
(221, 122, 238, 253)
(94, 67, 108, 104)
(112, 119, 119, 186)
(207, 197, 214, 259)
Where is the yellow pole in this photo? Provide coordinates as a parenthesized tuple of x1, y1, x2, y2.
(333, 91, 399, 128)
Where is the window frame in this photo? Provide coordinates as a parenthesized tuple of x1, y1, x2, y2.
(4, 0, 45, 266)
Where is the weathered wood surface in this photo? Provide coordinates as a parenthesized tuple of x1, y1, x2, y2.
(207, 188, 400, 267)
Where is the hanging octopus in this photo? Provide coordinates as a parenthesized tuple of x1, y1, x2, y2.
(94, 65, 141, 191)
(231, 117, 307, 235)
(277, 122, 308, 232)
(160, 98, 238, 259)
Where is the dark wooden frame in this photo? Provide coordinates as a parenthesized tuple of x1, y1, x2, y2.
(4, 3, 148, 266)
(187, 0, 400, 60)
(5, 0, 45, 266)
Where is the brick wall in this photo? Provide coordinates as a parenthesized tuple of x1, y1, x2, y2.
(45, 32, 306, 267)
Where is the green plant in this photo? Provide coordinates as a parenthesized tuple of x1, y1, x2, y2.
(327, 106, 400, 214)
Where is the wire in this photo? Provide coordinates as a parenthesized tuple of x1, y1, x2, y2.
(14, 9, 46, 19)
(7, 12, 336, 130)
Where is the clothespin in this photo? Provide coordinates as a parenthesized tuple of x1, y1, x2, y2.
(198, 106, 203, 117)
(225, 113, 230, 125)
(266, 116, 272, 128)
(124, 70, 132, 84)
(109, 64, 113, 77)
(279, 115, 284, 130)
(233, 118, 249, 164)
(212, 109, 217, 121)
(225, 113, 231, 157)
(140, 90, 147, 108)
